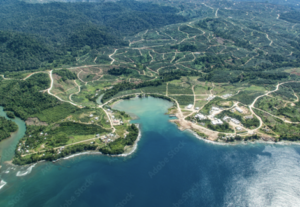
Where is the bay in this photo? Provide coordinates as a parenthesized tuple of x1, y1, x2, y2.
(0, 97, 300, 206)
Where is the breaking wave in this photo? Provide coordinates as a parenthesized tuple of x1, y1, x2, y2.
(0, 180, 7, 190)
(16, 164, 36, 177)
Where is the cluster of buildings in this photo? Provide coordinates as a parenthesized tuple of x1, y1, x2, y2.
(220, 134, 235, 140)
(211, 119, 223, 125)
(90, 114, 100, 122)
(57, 146, 65, 154)
(186, 104, 200, 111)
(100, 133, 117, 143)
(194, 106, 245, 127)
(111, 115, 123, 125)
(194, 112, 224, 125)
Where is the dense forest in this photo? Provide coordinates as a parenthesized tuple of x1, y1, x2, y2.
(0, 73, 61, 120)
(108, 68, 133, 76)
(0, 117, 18, 142)
(0, 31, 60, 72)
(0, 0, 187, 72)
(53, 69, 77, 81)
(280, 11, 300, 23)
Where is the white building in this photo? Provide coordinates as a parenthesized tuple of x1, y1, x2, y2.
(211, 106, 220, 111)
(236, 127, 242, 131)
(223, 116, 241, 125)
(186, 104, 193, 109)
(89, 114, 94, 117)
(235, 107, 243, 113)
(222, 94, 232, 98)
(211, 119, 223, 125)
(95, 117, 99, 120)
(231, 118, 240, 125)
(223, 116, 231, 121)
(206, 95, 215, 101)
(195, 113, 207, 120)
(244, 115, 253, 119)
(195, 107, 200, 110)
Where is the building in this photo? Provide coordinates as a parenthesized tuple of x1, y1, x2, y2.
(89, 114, 94, 117)
(206, 95, 215, 101)
(211, 119, 223, 125)
(231, 118, 240, 125)
(223, 116, 231, 121)
(211, 106, 220, 111)
(195, 107, 200, 110)
(222, 94, 232, 98)
(223, 116, 240, 125)
(187, 104, 193, 109)
(235, 107, 243, 113)
(210, 107, 221, 114)
(195, 113, 207, 120)
(244, 115, 253, 119)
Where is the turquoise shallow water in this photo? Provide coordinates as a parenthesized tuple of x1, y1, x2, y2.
(0, 97, 300, 206)
(0, 107, 26, 163)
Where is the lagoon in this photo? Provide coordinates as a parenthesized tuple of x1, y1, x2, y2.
(0, 97, 300, 206)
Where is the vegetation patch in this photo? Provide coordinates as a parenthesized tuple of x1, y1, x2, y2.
(0, 117, 18, 142)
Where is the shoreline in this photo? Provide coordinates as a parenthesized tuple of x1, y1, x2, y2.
(110, 99, 122, 108)
(3, 96, 300, 174)
(186, 128, 300, 146)
(0, 125, 142, 180)
(46, 124, 142, 162)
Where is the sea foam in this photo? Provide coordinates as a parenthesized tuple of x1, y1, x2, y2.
(0, 180, 7, 190)
(16, 164, 36, 177)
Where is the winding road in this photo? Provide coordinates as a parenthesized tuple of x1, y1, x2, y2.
(249, 81, 300, 132)
(109, 49, 118, 65)
(47, 70, 79, 107)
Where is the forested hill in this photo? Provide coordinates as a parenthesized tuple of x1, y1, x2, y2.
(0, 0, 186, 38)
(0, 0, 187, 72)
(0, 31, 57, 71)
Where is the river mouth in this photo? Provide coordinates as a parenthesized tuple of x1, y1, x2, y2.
(0, 107, 26, 165)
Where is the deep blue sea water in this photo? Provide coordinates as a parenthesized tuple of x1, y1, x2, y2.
(0, 97, 300, 207)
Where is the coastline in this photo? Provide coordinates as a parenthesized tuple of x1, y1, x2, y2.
(110, 99, 122, 108)
(3, 96, 300, 176)
(186, 128, 300, 146)
(61, 124, 142, 160)
(0, 124, 142, 180)
(113, 124, 142, 157)
(48, 124, 141, 162)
